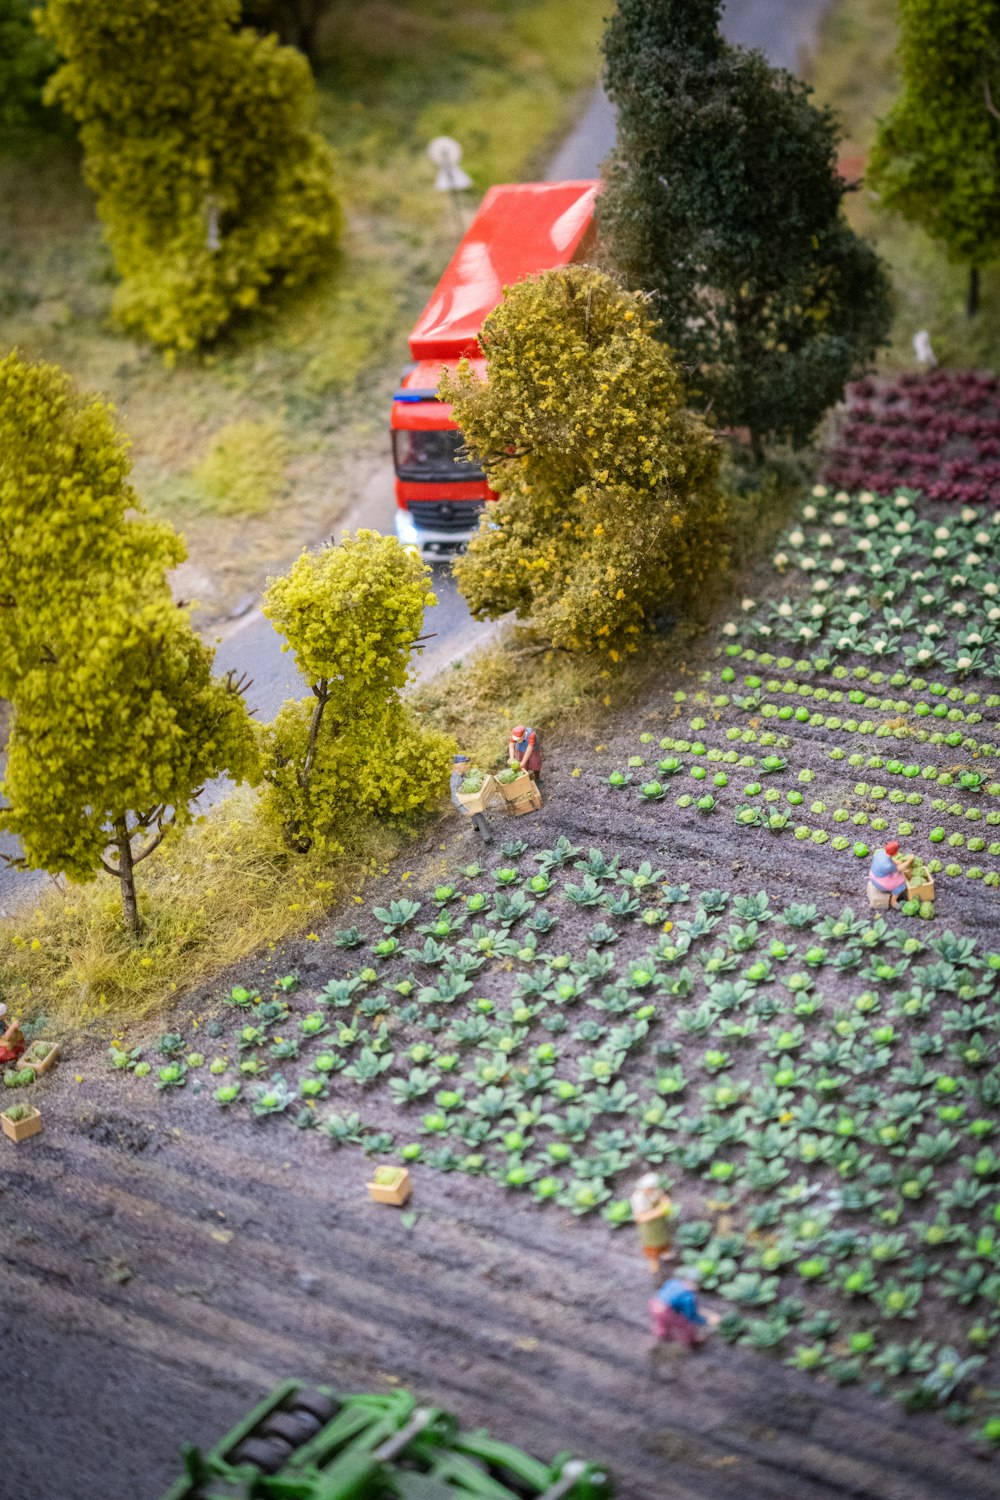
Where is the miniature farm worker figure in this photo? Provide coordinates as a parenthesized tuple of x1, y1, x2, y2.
(630, 1172, 675, 1275)
(508, 725, 542, 784)
(868, 839, 914, 908)
(649, 1270, 719, 1350)
(0, 1003, 25, 1065)
(450, 755, 492, 844)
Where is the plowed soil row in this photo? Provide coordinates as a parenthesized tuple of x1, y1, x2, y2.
(3, 1063, 996, 1500)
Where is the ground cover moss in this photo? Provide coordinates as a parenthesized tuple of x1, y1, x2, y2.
(0, 786, 403, 1029)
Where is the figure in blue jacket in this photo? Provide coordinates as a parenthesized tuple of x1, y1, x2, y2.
(649, 1270, 717, 1348)
(450, 754, 491, 843)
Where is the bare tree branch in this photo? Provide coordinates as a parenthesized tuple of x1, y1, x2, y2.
(130, 803, 167, 833)
(225, 668, 254, 698)
(986, 67, 1000, 122)
(132, 820, 174, 866)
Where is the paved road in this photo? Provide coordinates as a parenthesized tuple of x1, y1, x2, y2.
(723, 0, 826, 69)
(0, 0, 829, 910)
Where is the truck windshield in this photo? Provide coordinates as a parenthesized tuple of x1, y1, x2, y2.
(393, 429, 484, 482)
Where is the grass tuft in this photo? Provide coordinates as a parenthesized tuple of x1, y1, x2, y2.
(193, 418, 289, 517)
(0, 786, 405, 1033)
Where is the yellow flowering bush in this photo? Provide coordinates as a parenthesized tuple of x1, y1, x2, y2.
(443, 266, 727, 653)
(39, 0, 342, 350)
(260, 531, 454, 851)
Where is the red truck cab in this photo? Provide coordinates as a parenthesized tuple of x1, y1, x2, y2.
(392, 180, 598, 558)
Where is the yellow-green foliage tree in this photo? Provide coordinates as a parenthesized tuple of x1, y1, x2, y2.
(443, 266, 726, 655)
(0, 353, 259, 933)
(38, 0, 342, 351)
(261, 531, 454, 853)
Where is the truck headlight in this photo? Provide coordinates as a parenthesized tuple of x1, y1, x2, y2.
(394, 509, 419, 547)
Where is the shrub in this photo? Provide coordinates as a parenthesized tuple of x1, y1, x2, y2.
(39, 0, 342, 350)
(260, 531, 453, 852)
(445, 266, 727, 654)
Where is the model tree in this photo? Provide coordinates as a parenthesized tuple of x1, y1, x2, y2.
(601, 0, 892, 455)
(260, 531, 453, 853)
(443, 266, 726, 655)
(0, 0, 56, 135)
(241, 0, 337, 65)
(869, 0, 1000, 317)
(0, 353, 259, 934)
(38, 0, 342, 351)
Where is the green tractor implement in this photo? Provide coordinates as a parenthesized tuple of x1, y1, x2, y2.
(160, 1380, 613, 1500)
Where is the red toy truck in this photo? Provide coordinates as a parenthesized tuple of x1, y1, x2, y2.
(391, 180, 598, 559)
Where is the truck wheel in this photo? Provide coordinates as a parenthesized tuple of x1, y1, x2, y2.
(230, 1435, 294, 1473)
(287, 1389, 340, 1425)
(260, 1409, 322, 1447)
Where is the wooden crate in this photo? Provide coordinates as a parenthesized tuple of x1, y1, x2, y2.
(23, 1041, 60, 1077)
(2, 1107, 42, 1143)
(456, 775, 500, 816)
(367, 1167, 412, 1206)
(504, 783, 542, 818)
(497, 769, 535, 803)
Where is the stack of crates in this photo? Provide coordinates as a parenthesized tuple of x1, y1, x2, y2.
(160, 1380, 614, 1500)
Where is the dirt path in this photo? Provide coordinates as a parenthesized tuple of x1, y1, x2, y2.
(4, 1079, 995, 1500)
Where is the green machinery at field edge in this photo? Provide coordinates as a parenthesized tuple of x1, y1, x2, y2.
(160, 1380, 614, 1500)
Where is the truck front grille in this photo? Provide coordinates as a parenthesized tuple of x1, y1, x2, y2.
(406, 500, 485, 533)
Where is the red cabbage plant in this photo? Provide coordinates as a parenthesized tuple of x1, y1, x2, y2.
(823, 371, 1000, 506)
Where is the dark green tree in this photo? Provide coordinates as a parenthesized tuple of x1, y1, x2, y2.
(0, 0, 57, 135)
(869, 0, 1000, 317)
(241, 0, 336, 65)
(601, 0, 892, 456)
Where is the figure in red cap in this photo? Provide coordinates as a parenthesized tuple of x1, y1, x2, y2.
(868, 840, 914, 907)
(508, 724, 542, 784)
(0, 1004, 26, 1066)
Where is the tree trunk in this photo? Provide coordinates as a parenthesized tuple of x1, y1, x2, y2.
(297, 16, 319, 64)
(115, 818, 141, 937)
(300, 679, 330, 793)
(968, 266, 981, 318)
(750, 429, 765, 465)
(293, 0, 326, 65)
